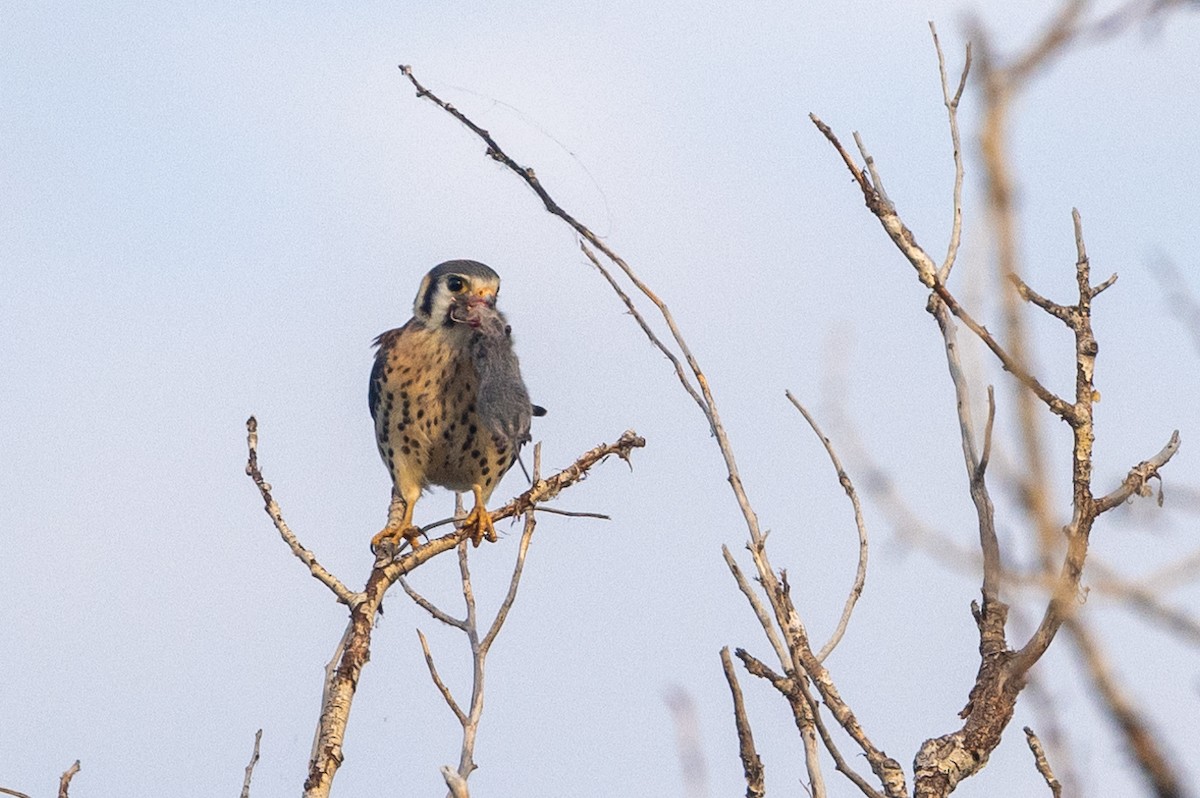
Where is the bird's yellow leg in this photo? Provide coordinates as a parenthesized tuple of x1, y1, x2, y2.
(371, 492, 420, 554)
(461, 485, 497, 547)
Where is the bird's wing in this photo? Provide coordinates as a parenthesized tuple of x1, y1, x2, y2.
(368, 324, 408, 420)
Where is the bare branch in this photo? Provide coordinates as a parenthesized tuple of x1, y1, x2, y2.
(1009, 274, 1075, 323)
(1010, 210, 1178, 677)
(720, 647, 765, 798)
(240, 729, 263, 798)
(798, 681, 883, 798)
(531, 506, 610, 520)
(810, 114, 938, 288)
(417, 629, 466, 725)
(784, 393, 869, 661)
(929, 22, 971, 281)
(579, 241, 707, 414)
(1094, 431, 1181, 514)
(931, 282, 1077, 422)
(737, 649, 881, 798)
(721, 546, 790, 668)
(0, 787, 33, 798)
(927, 292, 1005, 608)
(482, 512, 536, 652)
(441, 767, 471, 798)
(415, 449, 543, 793)
(301, 430, 644, 797)
(853, 131, 892, 209)
(400, 578, 466, 630)
(244, 417, 360, 607)
(1023, 727, 1063, 798)
(56, 761, 80, 798)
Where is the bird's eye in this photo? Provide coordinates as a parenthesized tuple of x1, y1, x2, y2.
(445, 276, 466, 293)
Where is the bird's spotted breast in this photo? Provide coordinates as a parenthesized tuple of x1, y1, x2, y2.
(375, 323, 510, 501)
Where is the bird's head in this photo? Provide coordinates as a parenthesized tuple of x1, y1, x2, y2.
(413, 260, 501, 330)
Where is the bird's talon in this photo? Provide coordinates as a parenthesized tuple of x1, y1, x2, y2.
(460, 504, 497, 547)
(370, 524, 422, 557)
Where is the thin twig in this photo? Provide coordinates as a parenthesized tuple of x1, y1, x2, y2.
(579, 241, 707, 414)
(1023, 727, 1063, 798)
(0, 788, 33, 798)
(530, 506, 610, 520)
(482, 513, 537, 651)
(853, 131, 891, 208)
(929, 22, 971, 282)
(721, 546, 791, 668)
(401, 578, 467, 629)
(240, 729, 263, 798)
(401, 66, 769, 582)
(720, 647, 765, 798)
(1093, 432, 1181, 514)
(810, 113, 936, 287)
(416, 449, 543, 793)
(244, 417, 359, 606)
(417, 629, 466, 725)
(784, 393, 869, 661)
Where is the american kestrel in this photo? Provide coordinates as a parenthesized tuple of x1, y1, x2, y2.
(368, 260, 537, 553)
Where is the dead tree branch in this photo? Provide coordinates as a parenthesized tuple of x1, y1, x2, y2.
(246, 420, 643, 797)
(1023, 727, 1063, 798)
(55, 762, 79, 798)
(929, 22, 971, 281)
(720, 647, 765, 798)
(240, 729, 263, 798)
(245, 417, 359, 606)
(784, 393, 869, 662)
(407, 510, 539, 791)
(736, 649, 882, 798)
(811, 18, 1180, 797)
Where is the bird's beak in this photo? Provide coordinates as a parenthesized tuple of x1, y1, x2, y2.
(466, 290, 496, 309)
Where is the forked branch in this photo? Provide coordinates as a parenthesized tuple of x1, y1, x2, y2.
(812, 26, 1180, 798)
(245, 421, 643, 798)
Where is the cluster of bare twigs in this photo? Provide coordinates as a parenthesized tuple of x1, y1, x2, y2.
(399, 446, 545, 789)
(809, 20, 1178, 794)
(397, 2, 1185, 794)
(245, 417, 643, 797)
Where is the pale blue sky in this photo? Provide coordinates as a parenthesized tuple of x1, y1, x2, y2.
(3, 2, 1198, 796)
